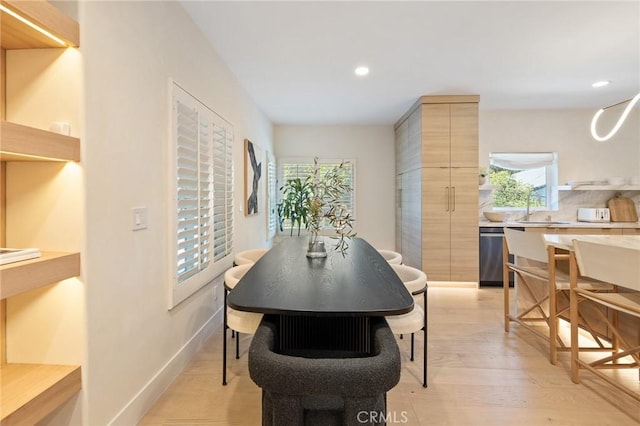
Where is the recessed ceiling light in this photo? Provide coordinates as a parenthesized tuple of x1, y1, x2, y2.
(354, 66, 369, 77)
(592, 80, 610, 88)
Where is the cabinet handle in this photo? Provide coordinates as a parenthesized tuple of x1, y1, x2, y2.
(445, 187, 450, 211)
(452, 186, 456, 211)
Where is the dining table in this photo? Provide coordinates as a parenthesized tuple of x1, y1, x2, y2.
(228, 236, 414, 316)
(228, 236, 414, 354)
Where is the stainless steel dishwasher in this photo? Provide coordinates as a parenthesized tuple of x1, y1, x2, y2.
(479, 226, 523, 286)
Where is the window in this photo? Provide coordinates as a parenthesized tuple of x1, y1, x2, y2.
(489, 152, 558, 212)
(170, 82, 233, 308)
(277, 158, 355, 232)
(267, 153, 277, 239)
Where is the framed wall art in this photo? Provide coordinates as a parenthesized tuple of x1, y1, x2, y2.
(244, 139, 262, 216)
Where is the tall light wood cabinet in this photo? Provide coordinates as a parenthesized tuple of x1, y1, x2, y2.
(0, 2, 81, 424)
(395, 95, 479, 284)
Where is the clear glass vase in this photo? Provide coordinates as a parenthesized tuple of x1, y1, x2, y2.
(306, 234, 327, 258)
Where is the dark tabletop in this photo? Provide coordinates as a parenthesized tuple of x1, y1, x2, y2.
(227, 237, 414, 316)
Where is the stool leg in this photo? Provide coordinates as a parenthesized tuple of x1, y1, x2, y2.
(410, 333, 415, 361)
(423, 289, 428, 387)
(222, 289, 228, 386)
(423, 326, 427, 387)
(236, 332, 240, 359)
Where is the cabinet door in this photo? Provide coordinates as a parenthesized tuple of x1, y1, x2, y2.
(401, 169, 422, 269)
(396, 174, 402, 253)
(406, 108, 422, 172)
(450, 103, 478, 168)
(622, 228, 640, 235)
(421, 104, 450, 168)
(422, 167, 451, 280)
(394, 119, 408, 174)
(450, 167, 479, 282)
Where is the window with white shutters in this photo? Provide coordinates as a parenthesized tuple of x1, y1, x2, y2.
(171, 82, 233, 308)
(267, 153, 277, 239)
(277, 158, 356, 232)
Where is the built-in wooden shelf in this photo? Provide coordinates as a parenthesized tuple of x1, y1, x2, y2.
(558, 185, 640, 191)
(0, 363, 81, 424)
(1, 2, 82, 425)
(0, 252, 80, 299)
(0, 121, 80, 162)
(0, 0, 79, 49)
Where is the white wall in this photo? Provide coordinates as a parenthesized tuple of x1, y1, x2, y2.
(274, 125, 395, 249)
(80, 1, 272, 424)
(479, 108, 640, 184)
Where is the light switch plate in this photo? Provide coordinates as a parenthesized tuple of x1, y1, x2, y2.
(132, 207, 148, 231)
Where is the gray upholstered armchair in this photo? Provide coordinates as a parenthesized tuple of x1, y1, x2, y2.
(249, 316, 401, 426)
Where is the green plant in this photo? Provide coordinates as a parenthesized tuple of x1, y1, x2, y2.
(307, 158, 356, 255)
(489, 168, 543, 207)
(276, 177, 313, 236)
(276, 158, 357, 254)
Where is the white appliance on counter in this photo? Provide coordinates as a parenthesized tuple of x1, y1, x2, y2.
(577, 208, 611, 223)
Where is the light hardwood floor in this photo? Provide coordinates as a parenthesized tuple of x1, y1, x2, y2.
(139, 288, 640, 425)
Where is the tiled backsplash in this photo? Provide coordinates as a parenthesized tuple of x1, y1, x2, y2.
(480, 190, 640, 222)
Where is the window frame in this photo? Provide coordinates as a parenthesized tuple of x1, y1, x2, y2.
(169, 81, 234, 309)
(488, 152, 559, 212)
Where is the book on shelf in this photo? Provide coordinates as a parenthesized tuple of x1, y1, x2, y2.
(0, 248, 42, 265)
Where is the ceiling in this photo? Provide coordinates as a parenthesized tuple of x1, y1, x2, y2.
(180, 1, 640, 125)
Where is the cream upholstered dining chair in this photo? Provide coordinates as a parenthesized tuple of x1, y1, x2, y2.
(503, 228, 614, 365)
(569, 239, 640, 402)
(385, 264, 428, 387)
(222, 264, 263, 386)
(234, 248, 268, 266)
(377, 249, 403, 265)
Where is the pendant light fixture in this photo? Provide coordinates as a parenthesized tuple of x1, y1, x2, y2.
(590, 92, 640, 142)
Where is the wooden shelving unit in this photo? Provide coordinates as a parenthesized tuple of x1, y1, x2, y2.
(558, 185, 640, 191)
(1, 1, 82, 424)
(0, 0, 79, 49)
(1, 252, 80, 299)
(0, 121, 80, 162)
(0, 363, 81, 425)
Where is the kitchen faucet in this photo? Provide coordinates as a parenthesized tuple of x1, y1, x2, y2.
(524, 189, 543, 221)
(525, 191, 533, 221)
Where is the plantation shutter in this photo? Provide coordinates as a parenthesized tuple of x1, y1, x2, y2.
(267, 154, 277, 238)
(171, 82, 234, 307)
(212, 123, 233, 261)
(176, 99, 207, 283)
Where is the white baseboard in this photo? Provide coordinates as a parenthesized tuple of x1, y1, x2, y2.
(108, 306, 222, 425)
(427, 281, 478, 288)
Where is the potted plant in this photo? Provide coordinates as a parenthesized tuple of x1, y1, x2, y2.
(276, 177, 313, 236)
(277, 158, 356, 256)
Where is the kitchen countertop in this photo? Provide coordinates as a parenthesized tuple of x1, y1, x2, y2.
(479, 220, 640, 229)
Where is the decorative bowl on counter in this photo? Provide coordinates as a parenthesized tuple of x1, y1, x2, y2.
(483, 211, 506, 222)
